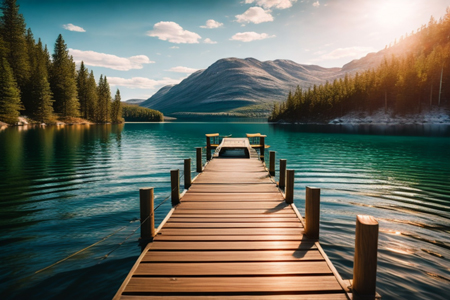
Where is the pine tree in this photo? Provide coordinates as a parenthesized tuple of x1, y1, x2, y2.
(111, 89, 123, 123)
(86, 70, 98, 121)
(0, 57, 23, 124)
(50, 34, 79, 117)
(0, 0, 30, 92)
(28, 39, 54, 122)
(76, 61, 89, 118)
(96, 75, 111, 123)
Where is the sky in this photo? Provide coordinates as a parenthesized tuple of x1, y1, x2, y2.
(13, 0, 450, 100)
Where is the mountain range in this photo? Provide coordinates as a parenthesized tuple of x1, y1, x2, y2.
(140, 46, 402, 116)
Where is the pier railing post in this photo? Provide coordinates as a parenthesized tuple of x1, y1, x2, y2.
(196, 147, 202, 172)
(260, 135, 265, 161)
(305, 187, 320, 240)
(279, 159, 286, 190)
(171, 169, 180, 206)
(269, 151, 276, 176)
(184, 158, 191, 189)
(285, 169, 294, 204)
(139, 187, 155, 249)
(353, 215, 379, 299)
(206, 136, 212, 161)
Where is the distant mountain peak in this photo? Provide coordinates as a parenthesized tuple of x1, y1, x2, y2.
(141, 54, 384, 116)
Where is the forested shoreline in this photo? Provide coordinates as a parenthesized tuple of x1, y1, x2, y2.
(270, 8, 450, 123)
(0, 0, 162, 126)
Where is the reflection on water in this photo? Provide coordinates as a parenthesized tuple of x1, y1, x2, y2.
(0, 122, 449, 300)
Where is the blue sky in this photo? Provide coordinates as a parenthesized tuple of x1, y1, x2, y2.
(15, 0, 450, 100)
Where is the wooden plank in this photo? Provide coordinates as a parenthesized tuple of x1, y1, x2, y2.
(142, 250, 324, 262)
(124, 276, 342, 293)
(148, 241, 317, 250)
(135, 261, 332, 276)
(172, 209, 293, 214)
(120, 294, 348, 300)
(194, 177, 273, 184)
(168, 218, 301, 222)
(163, 222, 302, 228)
(154, 235, 305, 241)
(159, 228, 303, 235)
(181, 193, 284, 201)
(188, 184, 280, 193)
(170, 214, 297, 218)
(177, 202, 289, 210)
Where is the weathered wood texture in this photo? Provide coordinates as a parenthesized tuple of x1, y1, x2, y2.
(114, 139, 348, 299)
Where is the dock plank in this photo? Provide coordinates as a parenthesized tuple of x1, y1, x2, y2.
(181, 193, 284, 201)
(124, 276, 343, 293)
(149, 241, 317, 250)
(120, 295, 348, 300)
(158, 228, 303, 235)
(135, 261, 332, 276)
(142, 250, 324, 262)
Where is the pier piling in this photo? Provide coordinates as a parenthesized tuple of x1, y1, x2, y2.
(139, 187, 154, 248)
(305, 187, 320, 240)
(285, 169, 295, 204)
(269, 151, 276, 176)
(353, 215, 379, 299)
(171, 169, 180, 206)
(196, 147, 202, 172)
(279, 159, 286, 190)
(184, 159, 191, 189)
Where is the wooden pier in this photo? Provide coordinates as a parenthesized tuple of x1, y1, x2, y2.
(114, 135, 380, 299)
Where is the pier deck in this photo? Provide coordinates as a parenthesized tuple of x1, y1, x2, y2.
(114, 139, 351, 299)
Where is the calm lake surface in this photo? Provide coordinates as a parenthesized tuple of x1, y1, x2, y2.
(0, 122, 449, 299)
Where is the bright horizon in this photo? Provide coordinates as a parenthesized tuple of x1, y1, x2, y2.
(15, 0, 450, 100)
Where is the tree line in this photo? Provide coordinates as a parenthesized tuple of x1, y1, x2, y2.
(0, 0, 137, 124)
(270, 8, 450, 122)
(122, 103, 164, 122)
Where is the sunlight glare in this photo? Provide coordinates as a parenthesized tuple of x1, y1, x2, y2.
(374, 0, 414, 28)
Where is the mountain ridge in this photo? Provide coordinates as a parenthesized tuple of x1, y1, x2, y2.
(141, 50, 390, 116)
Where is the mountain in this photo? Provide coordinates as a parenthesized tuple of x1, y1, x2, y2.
(141, 54, 386, 116)
(124, 98, 146, 105)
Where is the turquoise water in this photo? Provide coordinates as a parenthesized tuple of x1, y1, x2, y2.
(0, 122, 449, 299)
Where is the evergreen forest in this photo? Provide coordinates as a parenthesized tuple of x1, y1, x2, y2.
(122, 103, 164, 122)
(0, 0, 162, 125)
(269, 8, 450, 123)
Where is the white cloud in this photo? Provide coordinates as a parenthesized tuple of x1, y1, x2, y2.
(108, 76, 184, 89)
(313, 47, 376, 61)
(236, 7, 274, 24)
(230, 32, 275, 42)
(62, 23, 86, 32)
(147, 21, 201, 44)
(167, 66, 199, 73)
(200, 19, 223, 29)
(69, 49, 154, 71)
(245, 0, 297, 9)
(204, 38, 217, 44)
(170, 46, 179, 49)
(312, 1, 320, 7)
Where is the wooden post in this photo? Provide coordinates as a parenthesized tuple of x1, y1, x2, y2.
(279, 159, 286, 190)
(353, 215, 379, 298)
(206, 136, 212, 161)
(184, 158, 191, 189)
(260, 135, 265, 161)
(269, 151, 275, 176)
(285, 169, 294, 204)
(171, 169, 180, 206)
(305, 187, 320, 240)
(196, 147, 202, 172)
(139, 188, 155, 248)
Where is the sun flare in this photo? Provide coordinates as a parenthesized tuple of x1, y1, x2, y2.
(374, 0, 415, 27)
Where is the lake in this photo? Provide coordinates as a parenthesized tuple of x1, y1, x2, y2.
(0, 122, 449, 299)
